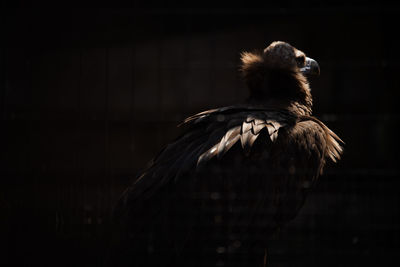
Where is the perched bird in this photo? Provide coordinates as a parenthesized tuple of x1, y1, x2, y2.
(110, 41, 343, 267)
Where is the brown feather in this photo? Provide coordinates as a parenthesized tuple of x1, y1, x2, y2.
(197, 144, 218, 165)
(217, 126, 241, 158)
(265, 124, 278, 142)
(252, 122, 266, 135)
(240, 129, 252, 152)
(241, 121, 252, 134)
(245, 115, 257, 123)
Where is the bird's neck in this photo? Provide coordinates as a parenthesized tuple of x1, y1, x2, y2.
(245, 98, 312, 116)
(246, 71, 313, 116)
(289, 100, 313, 116)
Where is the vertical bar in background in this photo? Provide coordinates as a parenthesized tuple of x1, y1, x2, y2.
(103, 46, 110, 236)
(71, 47, 83, 238)
(182, 14, 191, 116)
(79, 47, 107, 247)
(127, 41, 136, 195)
(0, 44, 5, 120)
(107, 45, 134, 212)
(157, 14, 164, 117)
(209, 31, 216, 107)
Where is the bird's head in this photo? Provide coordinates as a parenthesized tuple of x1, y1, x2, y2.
(261, 41, 320, 75)
(240, 41, 319, 114)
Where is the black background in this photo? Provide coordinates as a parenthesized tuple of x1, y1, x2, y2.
(2, 2, 400, 266)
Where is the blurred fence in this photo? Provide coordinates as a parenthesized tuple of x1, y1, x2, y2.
(2, 7, 400, 267)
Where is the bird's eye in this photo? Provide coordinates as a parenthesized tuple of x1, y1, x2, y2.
(296, 56, 306, 67)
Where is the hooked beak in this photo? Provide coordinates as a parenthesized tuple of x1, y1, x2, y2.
(300, 57, 320, 76)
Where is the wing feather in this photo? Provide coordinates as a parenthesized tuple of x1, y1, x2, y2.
(196, 111, 288, 163)
(251, 121, 266, 135)
(240, 130, 258, 155)
(217, 126, 241, 158)
(241, 120, 252, 134)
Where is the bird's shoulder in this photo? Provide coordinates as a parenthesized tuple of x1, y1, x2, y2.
(118, 106, 294, 201)
(183, 105, 297, 164)
(118, 106, 343, 205)
(287, 116, 343, 163)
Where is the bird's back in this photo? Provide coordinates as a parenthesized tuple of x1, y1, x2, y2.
(110, 106, 342, 267)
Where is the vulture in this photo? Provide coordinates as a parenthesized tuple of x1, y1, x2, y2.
(110, 41, 343, 267)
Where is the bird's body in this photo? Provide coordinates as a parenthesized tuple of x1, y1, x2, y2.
(110, 41, 343, 267)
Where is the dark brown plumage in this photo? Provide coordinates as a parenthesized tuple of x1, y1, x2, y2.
(110, 41, 343, 267)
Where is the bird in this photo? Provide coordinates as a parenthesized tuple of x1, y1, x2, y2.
(109, 41, 344, 267)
